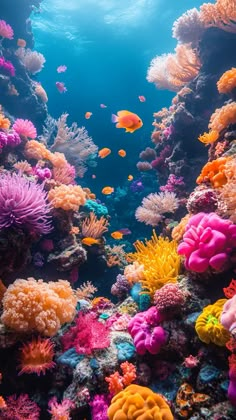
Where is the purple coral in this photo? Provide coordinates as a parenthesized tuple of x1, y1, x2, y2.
(0, 172, 52, 234)
(0, 130, 21, 148)
(160, 174, 185, 193)
(90, 394, 111, 420)
(178, 212, 236, 273)
(111, 274, 131, 300)
(0, 57, 15, 77)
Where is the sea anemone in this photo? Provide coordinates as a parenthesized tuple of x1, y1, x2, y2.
(18, 337, 56, 376)
(13, 118, 37, 138)
(0, 172, 52, 234)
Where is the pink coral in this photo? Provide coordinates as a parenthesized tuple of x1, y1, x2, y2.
(221, 296, 236, 336)
(178, 212, 236, 273)
(128, 306, 167, 355)
(154, 283, 185, 314)
(48, 397, 75, 420)
(0, 57, 15, 77)
(0, 20, 14, 39)
(13, 119, 37, 138)
(1, 394, 40, 419)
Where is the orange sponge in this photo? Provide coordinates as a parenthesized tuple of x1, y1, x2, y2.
(107, 384, 174, 420)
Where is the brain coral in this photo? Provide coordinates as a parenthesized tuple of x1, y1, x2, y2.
(1, 278, 77, 336)
(107, 384, 173, 420)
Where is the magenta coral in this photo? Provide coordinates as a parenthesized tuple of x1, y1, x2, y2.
(1, 394, 40, 419)
(13, 119, 37, 138)
(0, 20, 14, 39)
(177, 212, 236, 273)
(90, 394, 111, 420)
(128, 306, 167, 355)
(0, 130, 21, 148)
(62, 311, 110, 355)
(0, 172, 52, 234)
(0, 57, 15, 77)
(160, 174, 185, 193)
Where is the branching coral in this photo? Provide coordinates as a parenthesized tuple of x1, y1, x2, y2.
(1, 278, 77, 336)
(127, 231, 180, 296)
(135, 191, 179, 226)
(105, 362, 137, 395)
(81, 211, 109, 238)
(0, 172, 52, 234)
(1, 394, 40, 419)
(200, 0, 236, 33)
(48, 184, 86, 211)
(195, 299, 230, 346)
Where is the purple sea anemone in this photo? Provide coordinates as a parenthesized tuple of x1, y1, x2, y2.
(0, 172, 52, 234)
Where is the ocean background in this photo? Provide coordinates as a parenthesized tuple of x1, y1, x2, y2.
(31, 0, 203, 191)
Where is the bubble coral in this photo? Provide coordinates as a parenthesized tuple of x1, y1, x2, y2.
(1, 278, 77, 336)
(18, 337, 56, 376)
(217, 68, 236, 94)
(107, 384, 174, 420)
(177, 212, 236, 273)
(13, 118, 37, 138)
(0, 172, 52, 234)
(196, 156, 232, 188)
(48, 184, 86, 211)
(195, 298, 230, 346)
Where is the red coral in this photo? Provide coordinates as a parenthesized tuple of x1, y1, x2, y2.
(61, 312, 110, 354)
(223, 279, 236, 299)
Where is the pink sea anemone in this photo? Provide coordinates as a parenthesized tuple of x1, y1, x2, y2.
(13, 118, 37, 138)
(0, 20, 14, 39)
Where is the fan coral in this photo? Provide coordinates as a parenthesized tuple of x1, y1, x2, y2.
(217, 68, 236, 94)
(127, 231, 180, 296)
(178, 212, 236, 272)
(81, 212, 109, 238)
(135, 191, 179, 226)
(195, 299, 230, 346)
(196, 156, 232, 188)
(13, 119, 37, 138)
(18, 337, 56, 376)
(48, 184, 86, 211)
(61, 311, 110, 355)
(147, 44, 201, 92)
(1, 278, 77, 336)
(16, 48, 46, 74)
(0, 172, 52, 234)
(107, 384, 174, 420)
(200, 0, 236, 33)
(0, 19, 14, 39)
(128, 306, 167, 355)
(172, 8, 205, 44)
(0, 130, 21, 148)
(0, 57, 15, 77)
(48, 397, 75, 420)
(1, 394, 40, 419)
(154, 283, 186, 314)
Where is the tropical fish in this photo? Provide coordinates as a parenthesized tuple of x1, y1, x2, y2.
(128, 175, 133, 181)
(81, 237, 100, 246)
(118, 228, 131, 235)
(138, 95, 146, 102)
(118, 149, 126, 157)
(92, 174, 96, 179)
(100, 104, 107, 108)
(98, 147, 111, 158)
(111, 231, 123, 240)
(102, 186, 114, 195)
(56, 82, 67, 93)
(17, 38, 26, 48)
(57, 65, 67, 73)
(111, 110, 143, 133)
(85, 112, 92, 119)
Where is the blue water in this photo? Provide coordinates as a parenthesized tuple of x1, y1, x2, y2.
(31, 0, 203, 189)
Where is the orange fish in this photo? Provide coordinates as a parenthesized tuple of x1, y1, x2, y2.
(102, 186, 114, 195)
(128, 175, 133, 181)
(98, 147, 111, 158)
(85, 112, 92, 119)
(118, 149, 126, 157)
(138, 95, 146, 102)
(112, 110, 143, 133)
(17, 38, 26, 48)
(82, 237, 100, 246)
(111, 231, 123, 240)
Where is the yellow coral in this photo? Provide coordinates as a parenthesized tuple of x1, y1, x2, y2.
(198, 130, 219, 144)
(171, 214, 191, 242)
(195, 299, 230, 346)
(1, 278, 77, 336)
(48, 184, 86, 211)
(127, 231, 180, 296)
(107, 384, 174, 420)
(217, 68, 236, 94)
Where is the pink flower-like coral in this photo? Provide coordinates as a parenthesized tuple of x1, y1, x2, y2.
(0, 57, 15, 77)
(221, 296, 236, 336)
(0, 19, 14, 39)
(13, 118, 37, 138)
(177, 212, 236, 273)
(128, 306, 167, 355)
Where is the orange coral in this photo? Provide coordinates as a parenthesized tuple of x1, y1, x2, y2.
(219, 157, 236, 222)
(107, 384, 173, 420)
(18, 337, 55, 376)
(81, 212, 109, 238)
(0, 112, 10, 130)
(196, 156, 232, 188)
(171, 214, 191, 242)
(48, 184, 86, 211)
(217, 68, 236, 93)
(200, 0, 236, 33)
(209, 102, 236, 133)
(1, 278, 77, 336)
(35, 83, 48, 103)
(24, 140, 51, 160)
(13, 160, 32, 174)
(105, 362, 137, 395)
(0, 279, 6, 303)
(198, 130, 219, 144)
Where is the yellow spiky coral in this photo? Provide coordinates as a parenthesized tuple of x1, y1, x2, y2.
(127, 230, 180, 296)
(195, 299, 230, 346)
